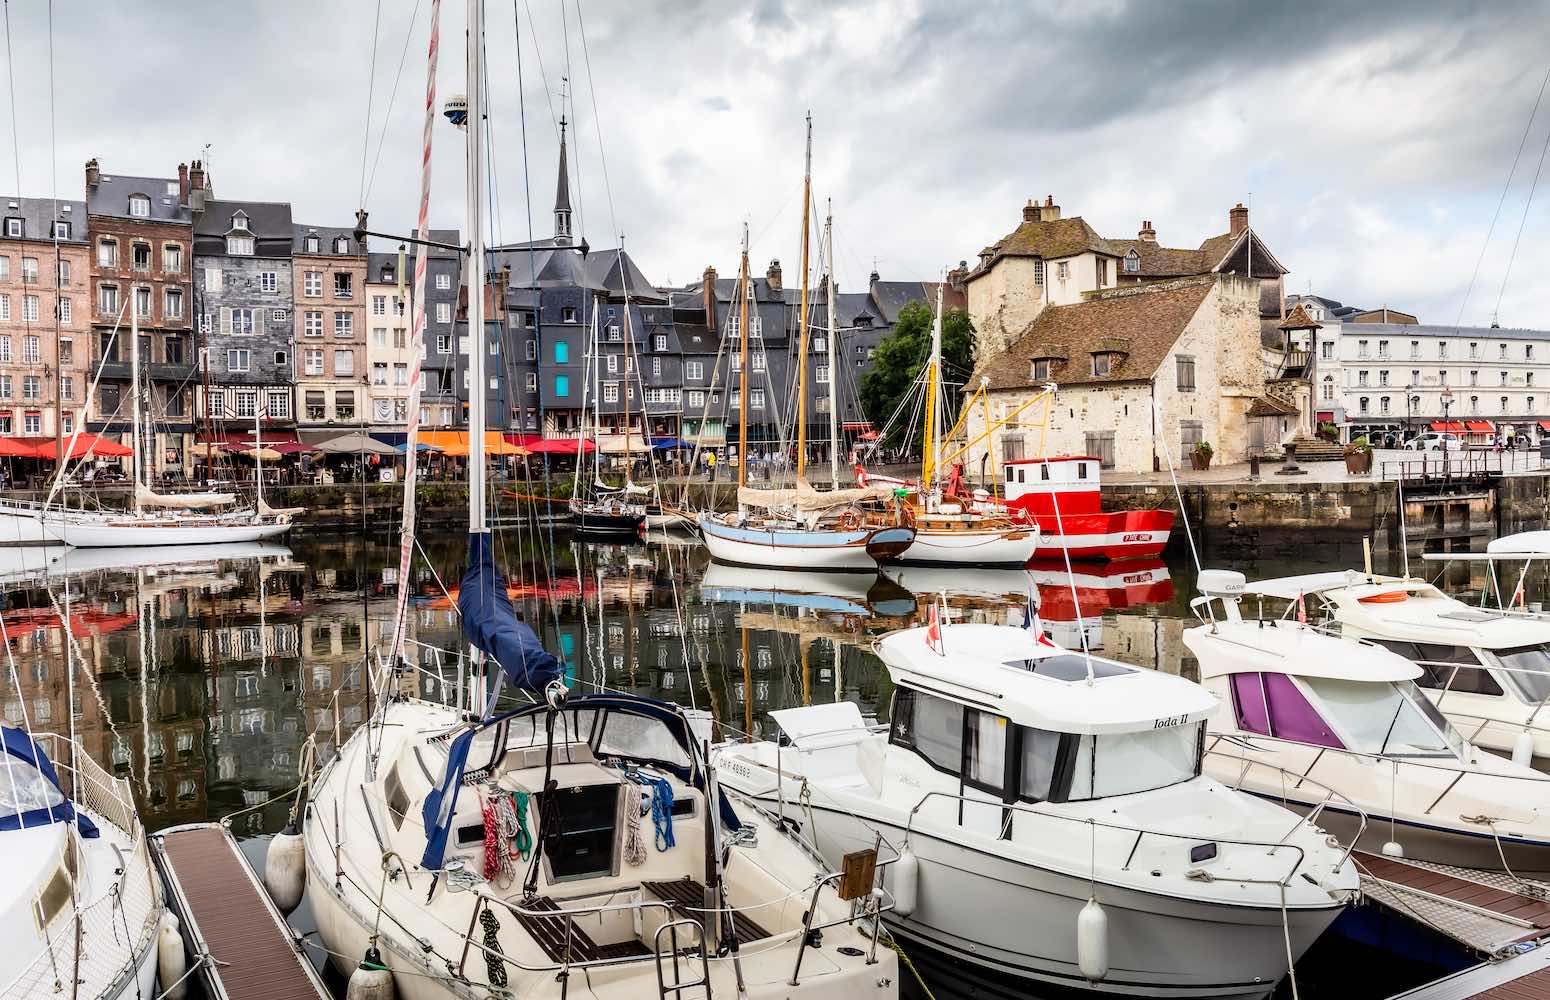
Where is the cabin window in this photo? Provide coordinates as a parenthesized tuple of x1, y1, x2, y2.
(963, 709, 1006, 793)
(890, 689, 963, 777)
(1018, 727, 1061, 802)
(1490, 644, 1550, 702)
(1063, 724, 1203, 801)
(1230, 672, 1343, 748)
(595, 711, 691, 770)
(1302, 677, 1459, 758)
(384, 765, 409, 829)
(1371, 640, 1502, 697)
(1040, 464, 1050, 481)
(1006, 466, 1014, 484)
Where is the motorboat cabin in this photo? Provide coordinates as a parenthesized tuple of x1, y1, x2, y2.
(304, 692, 897, 1000)
(715, 621, 1356, 999)
(1187, 570, 1550, 879)
(998, 457, 1173, 560)
(1241, 570, 1550, 770)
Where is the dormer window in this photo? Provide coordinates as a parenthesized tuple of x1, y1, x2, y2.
(305, 234, 320, 253)
(230, 212, 248, 231)
(128, 194, 151, 218)
(1030, 358, 1052, 381)
(1091, 351, 1119, 377)
(1124, 249, 1140, 273)
(334, 237, 350, 254)
(52, 221, 69, 240)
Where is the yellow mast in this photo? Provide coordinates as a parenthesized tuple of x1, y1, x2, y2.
(737, 225, 751, 489)
(921, 282, 945, 488)
(796, 112, 812, 480)
(981, 380, 997, 498)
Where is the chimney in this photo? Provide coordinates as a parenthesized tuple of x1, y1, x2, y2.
(766, 259, 782, 293)
(1138, 219, 1157, 243)
(177, 163, 190, 205)
(1021, 199, 1040, 223)
(1041, 194, 1060, 221)
(84, 158, 99, 189)
(189, 160, 207, 211)
(702, 265, 717, 328)
(1230, 202, 1249, 237)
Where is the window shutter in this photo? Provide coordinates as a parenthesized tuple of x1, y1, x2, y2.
(220, 307, 231, 335)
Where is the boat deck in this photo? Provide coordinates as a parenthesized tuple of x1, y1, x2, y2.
(151, 823, 330, 1000)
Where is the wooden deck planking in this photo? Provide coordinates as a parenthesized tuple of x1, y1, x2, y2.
(159, 826, 328, 1000)
(1356, 853, 1550, 929)
(1471, 965, 1550, 998)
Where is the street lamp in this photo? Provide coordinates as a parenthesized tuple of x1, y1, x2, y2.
(1441, 386, 1455, 473)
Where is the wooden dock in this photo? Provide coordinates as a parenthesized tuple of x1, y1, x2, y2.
(150, 823, 330, 1000)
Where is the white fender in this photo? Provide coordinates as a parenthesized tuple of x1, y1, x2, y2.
(1513, 730, 1536, 769)
(157, 911, 188, 1000)
(891, 848, 918, 917)
(264, 825, 306, 914)
(1381, 839, 1405, 859)
(1077, 897, 1108, 982)
(346, 946, 395, 1000)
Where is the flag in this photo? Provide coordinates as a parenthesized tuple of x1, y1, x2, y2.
(1022, 575, 1056, 646)
(926, 601, 943, 654)
(1296, 592, 1307, 625)
(855, 462, 869, 487)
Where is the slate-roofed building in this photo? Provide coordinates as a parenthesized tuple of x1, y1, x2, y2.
(86, 157, 198, 473)
(0, 195, 90, 450)
(966, 273, 1266, 475)
(292, 224, 367, 432)
(193, 196, 296, 434)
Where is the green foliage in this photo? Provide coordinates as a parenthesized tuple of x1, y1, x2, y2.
(858, 301, 976, 452)
(1344, 435, 1372, 455)
(1193, 440, 1213, 457)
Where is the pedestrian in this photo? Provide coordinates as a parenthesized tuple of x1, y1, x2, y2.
(707, 450, 717, 481)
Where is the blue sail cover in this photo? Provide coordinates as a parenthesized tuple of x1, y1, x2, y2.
(420, 727, 475, 870)
(458, 532, 563, 691)
(0, 726, 98, 838)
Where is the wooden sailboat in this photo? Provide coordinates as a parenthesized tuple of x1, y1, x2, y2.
(697, 120, 913, 571)
(570, 290, 647, 537)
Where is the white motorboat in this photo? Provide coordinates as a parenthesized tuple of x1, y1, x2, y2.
(1241, 569, 1550, 770)
(1186, 570, 1550, 878)
(715, 620, 1357, 998)
(0, 728, 164, 1000)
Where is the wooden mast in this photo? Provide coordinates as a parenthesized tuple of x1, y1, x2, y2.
(737, 224, 750, 489)
(824, 205, 839, 489)
(795, 112, 812, 480)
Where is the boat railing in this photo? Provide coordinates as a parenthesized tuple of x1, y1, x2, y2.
(1203, 739, 1370, 868)
(902, 787, 1316, 890)
(31, 731, 142, 838)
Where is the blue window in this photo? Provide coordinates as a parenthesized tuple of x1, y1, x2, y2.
(556, 374, 569, 398)
(554, 341, 569, 364)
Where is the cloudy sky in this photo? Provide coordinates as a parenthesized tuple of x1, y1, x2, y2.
(3, 0, 1549, 326)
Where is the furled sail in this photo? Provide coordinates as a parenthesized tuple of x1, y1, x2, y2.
(737, 477, 897, 512)
(458, 532, 562, 690)
(134, 484, 236, 509)
(258, 497, 305, 518)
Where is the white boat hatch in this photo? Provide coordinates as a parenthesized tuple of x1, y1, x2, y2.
(1198, 569, 1247, 597)
(1005, 653, 1134, 681)
(1438, 609, 1504, 623)
(771, 702, 867, 749)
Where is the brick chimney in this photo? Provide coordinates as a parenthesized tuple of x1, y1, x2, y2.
(766, 259, 782, 293)
(1041, 194, 1060, 221)
(177, 163, 190, 205)
(1138, 220, 1157, 243)
(1022, 199, 1040, 223)
(1229, 202, 1249, 237)
(189, 160, 208, 212)
(84, 158, 99, 189)
(702, 265, 717, 328)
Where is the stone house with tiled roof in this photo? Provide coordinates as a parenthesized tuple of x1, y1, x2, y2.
(964, 273, 1266, 475)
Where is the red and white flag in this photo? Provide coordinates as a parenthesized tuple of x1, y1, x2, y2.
(1296, 592, 1308, 625)
(926, 602, 944, 654)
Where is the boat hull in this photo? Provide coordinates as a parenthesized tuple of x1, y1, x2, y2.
(698, 513, 911, 570)
(51, 518, 292, 548)
(890, 525, 1038, 567)
(0, 506, 64, 544)
(1013, 508, 1175, 560)
(572, 510, 644, 537)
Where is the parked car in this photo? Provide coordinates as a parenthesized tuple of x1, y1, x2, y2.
(1403, 432, 1465, 451)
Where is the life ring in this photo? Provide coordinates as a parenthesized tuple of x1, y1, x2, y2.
(838, 509, 862, 531)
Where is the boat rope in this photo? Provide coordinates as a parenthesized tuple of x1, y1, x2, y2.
(1471, 815, 1549, 895)
(1279, 882, 1300, 1000)
(621, 771, 676, 852)
(886, 939, 936, 1000)
(478, 905, 509, 989)
(623, 791, 647, 867)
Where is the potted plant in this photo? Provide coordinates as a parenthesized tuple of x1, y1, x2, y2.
(1191, 440, 1214, 470)
(1317, 421, 1340, 443)
(1344, 435, 1373, 474)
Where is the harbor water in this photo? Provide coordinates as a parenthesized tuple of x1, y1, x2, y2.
(2, 526, 1534, 999)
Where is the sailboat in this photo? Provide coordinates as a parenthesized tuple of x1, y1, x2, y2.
(16, 306, 293, 547)
(698, 123, 914, 570)
(302, 9, 899, 998)
(569, 294, 647, 538)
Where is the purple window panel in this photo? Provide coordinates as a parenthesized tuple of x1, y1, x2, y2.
(1230, 673, 1270, 735)
(1263, 673, 1344, 748)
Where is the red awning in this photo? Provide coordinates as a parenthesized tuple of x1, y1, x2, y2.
(1537, 420, 1550, 432)
(515, 437, 596, 455)
(1430, 421, 1466, 433)
(34, 433, 133, 459)
(1466, 420, 1495, 433)
(0, 437, 40, 457)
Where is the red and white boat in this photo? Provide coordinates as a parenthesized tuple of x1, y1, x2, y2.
(1001, 455, 1172, 560)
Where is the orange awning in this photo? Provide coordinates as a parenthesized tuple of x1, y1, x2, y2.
(422, 431, 530, 458)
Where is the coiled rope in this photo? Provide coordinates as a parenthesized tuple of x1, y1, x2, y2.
(623, 771, 676, 851)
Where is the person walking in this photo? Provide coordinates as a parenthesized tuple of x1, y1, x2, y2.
(707, 450, 717, 481)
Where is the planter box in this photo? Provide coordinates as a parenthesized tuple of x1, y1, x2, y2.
(1344, 451, 1373, 474)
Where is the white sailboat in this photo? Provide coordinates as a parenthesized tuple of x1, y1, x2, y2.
(715, 618, 1358, 998)
(302, 9, 899, 999)
(23, 307, 292, 547)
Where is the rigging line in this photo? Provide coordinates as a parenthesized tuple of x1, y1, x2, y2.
(520, 0, 561, 138)
(1455, 65, 1549, 331)
(1493, 88, 1550, 323)
(358, 0, 384, 208)
(364, 0, 425, 204)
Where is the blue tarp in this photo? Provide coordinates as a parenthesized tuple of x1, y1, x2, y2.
(458, 532, 563, 692)
(649, 437, 689, 450)
(0, 726, 98, 838)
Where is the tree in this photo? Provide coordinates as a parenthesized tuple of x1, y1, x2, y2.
(858, 301, 976, 455)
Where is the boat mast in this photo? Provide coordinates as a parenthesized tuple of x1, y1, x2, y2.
(921, 282, 944, 492)
(130, 300, 143, 516)
(795, 112, 812, 480)
(465, 0, 488, 535)
(737, 224, 750, 490)
(824, 203, 839, 489)
(253, 395, 264, 511)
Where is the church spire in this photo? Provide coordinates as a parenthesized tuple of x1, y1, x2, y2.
(554, 115, 573, 245)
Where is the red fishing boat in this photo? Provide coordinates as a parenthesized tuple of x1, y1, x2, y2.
(1001, 455, 1173, 560)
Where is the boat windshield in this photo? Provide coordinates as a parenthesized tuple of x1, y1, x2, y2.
(1490, 644, 1550, 703)
(0, 756, 64, 816)
(1302, 677, 1464, 759)
(472, 705, 693, 774)
(1063, 723, 1203, 801)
